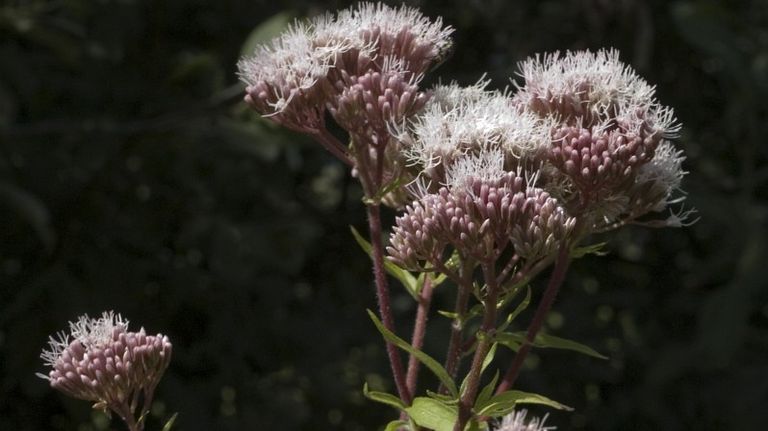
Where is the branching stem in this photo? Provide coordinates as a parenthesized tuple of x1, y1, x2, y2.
(440, 258, 474, 393)
(495, 244, 571, 395)
(454, 261, 501, 431)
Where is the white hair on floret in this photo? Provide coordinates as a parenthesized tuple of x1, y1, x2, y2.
(516, 48, 680, 136)
(403, 79, 552, 171)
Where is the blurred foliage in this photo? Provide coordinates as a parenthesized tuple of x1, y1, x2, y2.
(1, 0, 766, 430)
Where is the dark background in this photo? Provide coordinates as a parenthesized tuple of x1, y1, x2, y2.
(1, 0, 766, 430)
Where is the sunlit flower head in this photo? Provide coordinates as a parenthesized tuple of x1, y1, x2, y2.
(388, 171, 574, 268)
(401, 79, 553, 183)
(39, 312, 172, 426)
(330, 2, 454, 76)
(514, 49, 678, 137)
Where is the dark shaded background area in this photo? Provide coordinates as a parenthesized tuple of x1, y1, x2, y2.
(1, 0, 767, 430)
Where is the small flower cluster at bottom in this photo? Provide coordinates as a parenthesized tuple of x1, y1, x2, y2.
(38, 311, 171, 423)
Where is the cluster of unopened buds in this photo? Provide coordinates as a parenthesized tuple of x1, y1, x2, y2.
(234, 3, 694, 430)
(39, 312, 172, 431)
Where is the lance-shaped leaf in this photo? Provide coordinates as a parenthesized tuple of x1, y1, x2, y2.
(368, 310, 459, 397)
(351, 226, 419, 298)
(384, 420, 410, 431)
(495, 331, 607, 359)
(405, 397, 458, 431)
(571, 241, 608, 258)
(363, 382, 407, 411)
(475, 390, 572, 417)
(161, 413, 178, 431)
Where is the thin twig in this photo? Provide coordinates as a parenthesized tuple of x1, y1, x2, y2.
(495, 244, 571, 395)
(439, 258, 474, 393)
(405, 275, 435, 396)
(311, 128, 353, 166)
(454, 261, 501, 431)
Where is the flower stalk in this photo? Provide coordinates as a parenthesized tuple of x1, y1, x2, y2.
(496, 244, 571, 395)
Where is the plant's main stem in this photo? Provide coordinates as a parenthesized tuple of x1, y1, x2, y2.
(495, 244, 571, 395)
(367, 199, 411, 404)
(405, 276, 435, 397)
(454, 262, 501, 431)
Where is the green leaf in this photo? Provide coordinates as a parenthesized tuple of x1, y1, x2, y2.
(481, 343, 497, 372)
(425, 390, 459, 404)
(431, 271, 449, 287)
(161, 413, 178, 431)
(438, 310, 459, 319)
(363, 177, 407, 205)
(494, 334, 521, 352)
(465, 419, 481, 431)
(384, 420, 409, 431)
(460, 343, 497, 398)
(351, 226, 419, 298)
(494, 332, 607, 360)
(499, 287, 531, 333)
(367, 310, 458, 397)
(240, 12, 296, 57)
(363, 383, 406, 411)
(405, 397, 458, 431)
(476, 390, 572, 417)
(474, 371, 499, 411)
(571, 242, 608, 258)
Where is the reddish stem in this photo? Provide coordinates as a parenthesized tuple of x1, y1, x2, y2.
(312, 128, 353, 166)
(495, 244, 571, 395)
(405, 275, 435, 396)
(367, 202, 411, 404)
(454, 262, 501, 431)
(440, 260, 473, 393)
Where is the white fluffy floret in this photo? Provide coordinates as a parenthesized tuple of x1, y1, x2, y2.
(516, 48, 653, 113)
(496, 410, 555, 431)
(403, 80, 552, 171)
(444, 148, 507, 190)
(40, 311, 128, 367)
(635, 140, 687, 209)
(237, 20, 351, 113)
(332, 2, 454, 59)
(516, 49, 682, 136)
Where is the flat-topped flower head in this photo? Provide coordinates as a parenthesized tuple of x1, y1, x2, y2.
(515, 49, 662, 125)
(239, 2, 453, 189)
(511, 48, 692, 228)
(401, 80, 553, 183)
(238, 19, 347, 133)
(331, 2, 454, 76)
(238, 3, 452, 133)
(39, 312, 172, 428)
(388, 170, 574, 268)
(496, 410, 555, 431)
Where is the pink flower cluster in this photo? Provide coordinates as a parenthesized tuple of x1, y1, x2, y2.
(238, 2, 453, 140)
(39, 312, 171, 427)
(389, 173, 574, 269)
